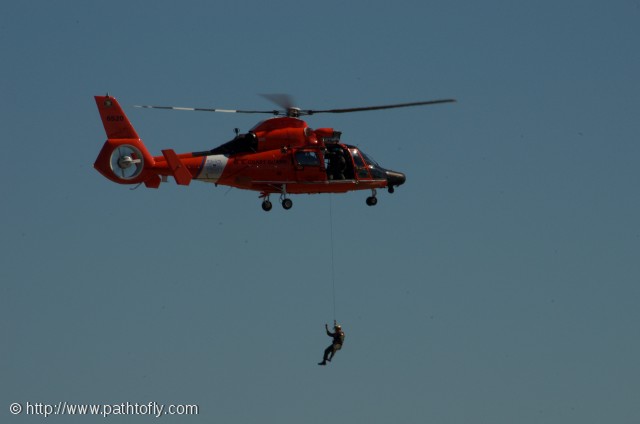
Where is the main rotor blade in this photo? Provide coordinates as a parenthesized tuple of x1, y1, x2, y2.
(134, 97, 456, 117)
(305, 99, 456, 115)
(134, 104, 282, 115)
(260, 93, 296, 111)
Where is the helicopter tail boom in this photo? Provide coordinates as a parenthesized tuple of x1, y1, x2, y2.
(94, 95, 157, 185)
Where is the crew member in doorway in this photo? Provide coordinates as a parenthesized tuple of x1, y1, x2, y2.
(318, 321, 345, 365)
(326, 149, 346, 180)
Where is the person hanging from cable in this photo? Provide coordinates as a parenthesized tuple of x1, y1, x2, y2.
(318, 320, 345, 366)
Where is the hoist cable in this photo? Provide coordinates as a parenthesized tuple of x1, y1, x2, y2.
(329, 194, 337, 322)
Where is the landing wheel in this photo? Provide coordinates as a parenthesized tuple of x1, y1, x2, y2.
(366, 196, 378, 206)
(262, 200, 273, 211)
(388, 186, 395, 194)
(282, 198, 293, 210)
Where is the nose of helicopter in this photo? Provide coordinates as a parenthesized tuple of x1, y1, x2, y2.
(386, 169, 406, 193)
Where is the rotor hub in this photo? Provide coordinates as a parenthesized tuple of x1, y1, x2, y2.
(117, 155, 135, 169)
(286, 107, 301, 118)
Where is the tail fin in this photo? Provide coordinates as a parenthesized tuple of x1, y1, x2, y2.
(94, 94, 155, 185)
(95, 95, 139, 139)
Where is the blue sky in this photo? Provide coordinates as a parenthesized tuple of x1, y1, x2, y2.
(2, 1, 639, 423)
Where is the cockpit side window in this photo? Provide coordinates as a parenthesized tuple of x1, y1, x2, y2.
(350, 149, 371, 179)
(350, 149, 365, 167)
(295, 150, 320, 166)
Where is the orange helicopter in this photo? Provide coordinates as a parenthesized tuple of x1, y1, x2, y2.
(94, 94, 454, 211)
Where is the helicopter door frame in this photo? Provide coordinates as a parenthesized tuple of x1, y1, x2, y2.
(325, 145, 356, 181)
(349, 148, 372, 180)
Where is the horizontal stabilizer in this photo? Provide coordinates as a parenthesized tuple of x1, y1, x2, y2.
(161, 149, 192, 185)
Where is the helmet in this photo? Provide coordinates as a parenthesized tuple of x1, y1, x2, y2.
(334, 324, 342, 330)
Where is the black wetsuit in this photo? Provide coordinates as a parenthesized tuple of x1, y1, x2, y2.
(321, 327, 345, 364)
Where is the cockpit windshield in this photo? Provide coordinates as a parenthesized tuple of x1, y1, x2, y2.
(359, 150, 386, 179)
(360, 151, 381, 168)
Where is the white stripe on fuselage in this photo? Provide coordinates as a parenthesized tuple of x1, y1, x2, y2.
(196, 154, 228, 182)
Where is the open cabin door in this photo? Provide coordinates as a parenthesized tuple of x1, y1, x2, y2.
(325, 145, 355, 181)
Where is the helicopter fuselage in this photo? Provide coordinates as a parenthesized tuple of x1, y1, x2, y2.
(94, 95, 407, 210)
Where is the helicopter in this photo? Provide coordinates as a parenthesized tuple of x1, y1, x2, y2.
(94, 94, 454, 211)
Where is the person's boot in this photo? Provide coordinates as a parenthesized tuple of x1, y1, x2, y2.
(318, 361, 326, 366)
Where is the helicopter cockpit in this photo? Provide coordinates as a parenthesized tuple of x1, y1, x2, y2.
(325, 144, 406, 191)
(324, 144, 390, 182)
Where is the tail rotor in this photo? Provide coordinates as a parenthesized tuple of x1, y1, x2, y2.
(110, 145, 144, 180)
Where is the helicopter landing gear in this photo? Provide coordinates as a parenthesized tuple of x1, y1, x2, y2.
(280, 185, 293, 210)
(260, 187, 293, 211)
(260, 193, 273, 211)
(388, 186, 395, 194)
(366, 189, 378, 206)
